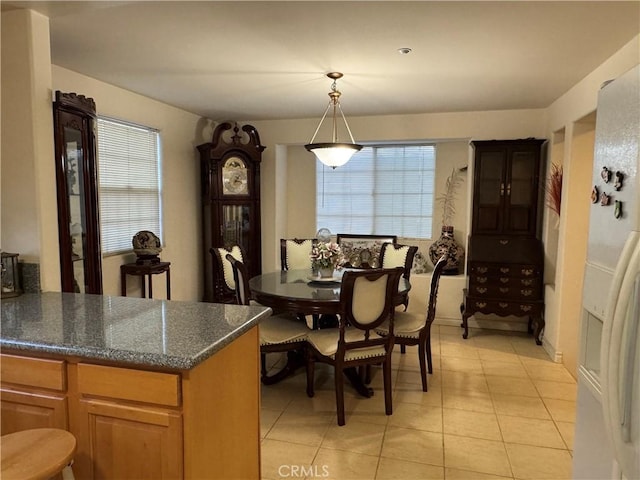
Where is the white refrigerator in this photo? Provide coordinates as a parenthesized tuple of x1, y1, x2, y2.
(573, 64, 639, 480)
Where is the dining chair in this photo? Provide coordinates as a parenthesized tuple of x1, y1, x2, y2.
(280, 238, 317, 271)
(281, 238, 328, 330)
(225, 254, 309, 384)
(379, 242, 419, 310)
(376, 254, 447, 392)
(305, 267, 404, 426)
(210, 244, 246, 303)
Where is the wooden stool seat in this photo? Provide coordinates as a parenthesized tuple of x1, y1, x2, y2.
(1, 428, 76, 480)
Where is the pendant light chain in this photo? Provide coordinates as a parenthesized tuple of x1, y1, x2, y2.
(305, 72, 363, 169)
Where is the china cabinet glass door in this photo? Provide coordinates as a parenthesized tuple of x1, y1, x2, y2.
(53, 91, 103, 294)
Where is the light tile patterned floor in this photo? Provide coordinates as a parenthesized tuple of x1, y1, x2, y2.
(260, 325, 577, 480)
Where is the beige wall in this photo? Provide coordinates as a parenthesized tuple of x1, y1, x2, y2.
(543, 34, 639, 372)
(1, 10, 60, 291)
(562, 117, 595, 377)
(51, 66, 210, 301)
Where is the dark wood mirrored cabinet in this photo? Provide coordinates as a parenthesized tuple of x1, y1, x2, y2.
(53, 91, 103, 294)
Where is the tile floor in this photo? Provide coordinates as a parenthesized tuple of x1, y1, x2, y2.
(260, 325, 577, 480)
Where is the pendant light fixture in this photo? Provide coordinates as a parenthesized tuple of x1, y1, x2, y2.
(305, 72, 362, 168)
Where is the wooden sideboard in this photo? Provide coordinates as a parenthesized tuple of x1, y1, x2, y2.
(461, 236, 545, 344)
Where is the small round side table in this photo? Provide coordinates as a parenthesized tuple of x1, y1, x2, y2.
(120, 261, 171, 299)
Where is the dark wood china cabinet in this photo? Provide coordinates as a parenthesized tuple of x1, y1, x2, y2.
(461, 139, 546, 344)
(53, 91, 103, 294)
(197, 122, 265, 303)
(471, 139, 544, 236)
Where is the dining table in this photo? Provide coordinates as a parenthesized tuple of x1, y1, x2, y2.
(249, 268, 411, 397)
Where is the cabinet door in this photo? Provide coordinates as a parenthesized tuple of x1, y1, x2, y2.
(1, 389, 67, 434)
(472, 140, 543, 236)
(504, 147, 540, 235)
(472, 148, 507, 234)
(76, 399, 182, 479)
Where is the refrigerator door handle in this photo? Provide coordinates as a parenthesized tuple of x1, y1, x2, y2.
(620, 273, 639, 442)
(602, 235, 640, 480)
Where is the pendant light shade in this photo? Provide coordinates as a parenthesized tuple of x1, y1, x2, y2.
(305, 72, 362, 168)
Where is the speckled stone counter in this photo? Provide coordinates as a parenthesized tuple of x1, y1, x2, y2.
(0, 292, 272, 370)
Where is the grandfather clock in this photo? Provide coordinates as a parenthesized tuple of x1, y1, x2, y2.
(197, 122, 265, 302)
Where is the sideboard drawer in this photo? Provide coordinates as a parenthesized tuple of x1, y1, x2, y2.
(0, 354, 66, 391)
(470, 263, 542, 278)
(467, 283, 542, 299)
(464, 296, 544, 317)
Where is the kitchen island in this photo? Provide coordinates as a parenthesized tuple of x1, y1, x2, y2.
(0, 292, 272, 479)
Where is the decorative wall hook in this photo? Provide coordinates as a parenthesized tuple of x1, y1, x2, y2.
(600, 192, 611, 206)
(591, 186, 599, 204)
(614, 171, 624, 191)
(614, 200, 623, 219)
(601, 166, 612, 183)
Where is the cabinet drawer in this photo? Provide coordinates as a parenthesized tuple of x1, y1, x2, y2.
(464, 296, 544, 316)
(468, 235, 543, 263)
(470, 263, 541, 278)
(467, 283, 542, 299)
(0, 354, 65, 391)
(77, 364, 180, 407)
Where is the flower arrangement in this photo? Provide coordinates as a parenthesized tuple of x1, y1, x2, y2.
(545, 163, 563, 217)
(310, 242, 344, 270)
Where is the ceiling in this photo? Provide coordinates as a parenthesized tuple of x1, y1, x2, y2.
(4, 1, 640, 121)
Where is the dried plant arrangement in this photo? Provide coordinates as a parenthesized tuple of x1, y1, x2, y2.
(436, 167, 465, 226)
(545, 163, 563, 216)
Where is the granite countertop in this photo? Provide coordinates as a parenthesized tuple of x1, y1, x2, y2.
(0, 292, 272, 370)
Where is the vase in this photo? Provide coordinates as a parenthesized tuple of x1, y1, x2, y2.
(319, 267, 334, 278)
(428, 226, 465, 275)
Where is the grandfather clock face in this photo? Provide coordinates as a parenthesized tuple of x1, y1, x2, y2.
(222, 156, 249, 195)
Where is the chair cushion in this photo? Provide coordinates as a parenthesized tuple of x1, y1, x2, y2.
(259, 314, 309, 346)
(286, 240, 313, 270)
(352, 275, 388, 325)
(306, 327, 387, 360)
(376, 311, 425, 338)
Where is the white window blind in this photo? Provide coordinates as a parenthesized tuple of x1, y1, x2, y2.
(316, 145, 435, 238)
(97, 117, 162, 255)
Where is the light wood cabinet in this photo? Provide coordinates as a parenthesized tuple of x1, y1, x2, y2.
(71, 363, 183, 479)
(0, 326, 260, 479)
(78, 399, 183, 479)
(1, 389, 68, 433)
(0, 354, 68, 433)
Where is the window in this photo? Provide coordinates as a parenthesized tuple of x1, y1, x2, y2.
(97, 117, 162, 255)
(316, 144, 435, 238)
